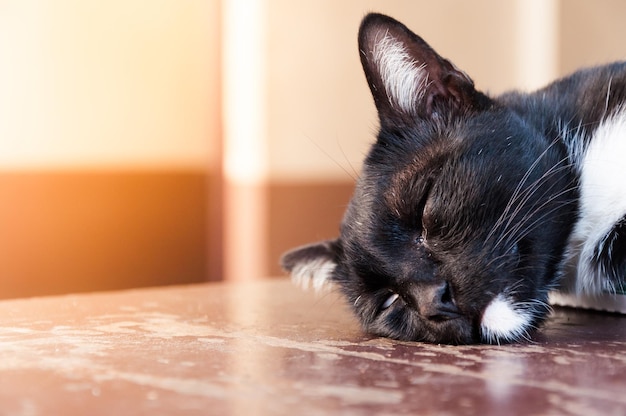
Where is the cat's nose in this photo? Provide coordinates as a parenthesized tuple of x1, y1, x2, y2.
(416, 281, 461, 321)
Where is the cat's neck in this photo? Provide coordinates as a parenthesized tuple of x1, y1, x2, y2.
(498, 61, 626, 168)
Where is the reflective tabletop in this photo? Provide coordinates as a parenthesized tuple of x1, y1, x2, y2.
(0, 279, 625, 415)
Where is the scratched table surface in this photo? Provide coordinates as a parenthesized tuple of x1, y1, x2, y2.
(0, 279, 625, 415)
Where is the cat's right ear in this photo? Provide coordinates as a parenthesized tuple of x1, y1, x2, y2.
(280, 240, 342, 292)
(358, 13, 488, 127)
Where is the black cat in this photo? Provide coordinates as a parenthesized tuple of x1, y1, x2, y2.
(281, 13, 626, 344)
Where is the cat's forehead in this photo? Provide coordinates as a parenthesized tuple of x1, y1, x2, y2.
(382, 144, 516, 220)
(380, 141, 458, 218)
(384, 135, 466, 189)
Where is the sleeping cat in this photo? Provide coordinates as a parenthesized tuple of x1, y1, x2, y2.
(281, 13, 626, 344)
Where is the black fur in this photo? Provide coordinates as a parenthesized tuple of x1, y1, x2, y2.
(594, 216, 626, 292)
(282, 13, 626, 344)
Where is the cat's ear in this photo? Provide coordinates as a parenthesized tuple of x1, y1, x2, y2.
(280, 240, 342, 292)
(358, 13, 487, 126)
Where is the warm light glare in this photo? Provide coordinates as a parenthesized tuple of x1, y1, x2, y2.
(515, 0, 559, 91)
(0, 1, 215, 171)
(222, 0, 268, 184)
(221, 0, 269, 281)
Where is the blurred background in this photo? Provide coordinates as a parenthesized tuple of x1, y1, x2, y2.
(1, 0, 626, 298)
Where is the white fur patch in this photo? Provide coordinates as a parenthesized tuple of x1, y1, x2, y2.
(562, 109, 626, 294)
(481, 295, 532, 344)
(372, 31, 427, 114)
(290, 258, 336, 293)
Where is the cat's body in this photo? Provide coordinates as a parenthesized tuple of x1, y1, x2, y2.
(502, 65, 626, 296)
(282, 13, 626, 344)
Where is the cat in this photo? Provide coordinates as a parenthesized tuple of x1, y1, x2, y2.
(281, 13, 626, 344)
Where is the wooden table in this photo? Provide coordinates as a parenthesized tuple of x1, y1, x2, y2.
(1, 279, 625, 415)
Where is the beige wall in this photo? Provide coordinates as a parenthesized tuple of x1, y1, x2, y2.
(0, 0, 220, 171)
(265, 0, 557, 183)
(262, 0, 626, 183)
(560, 0, 626, 75)
(3, 1, 626, 288)
(0, 1, 222, 297)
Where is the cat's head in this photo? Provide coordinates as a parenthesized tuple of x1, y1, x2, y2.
(282, 13, 577, 344)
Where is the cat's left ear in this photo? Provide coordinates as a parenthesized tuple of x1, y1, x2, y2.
(280, 240, 342, 292)
(358, 13, 490, 126)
